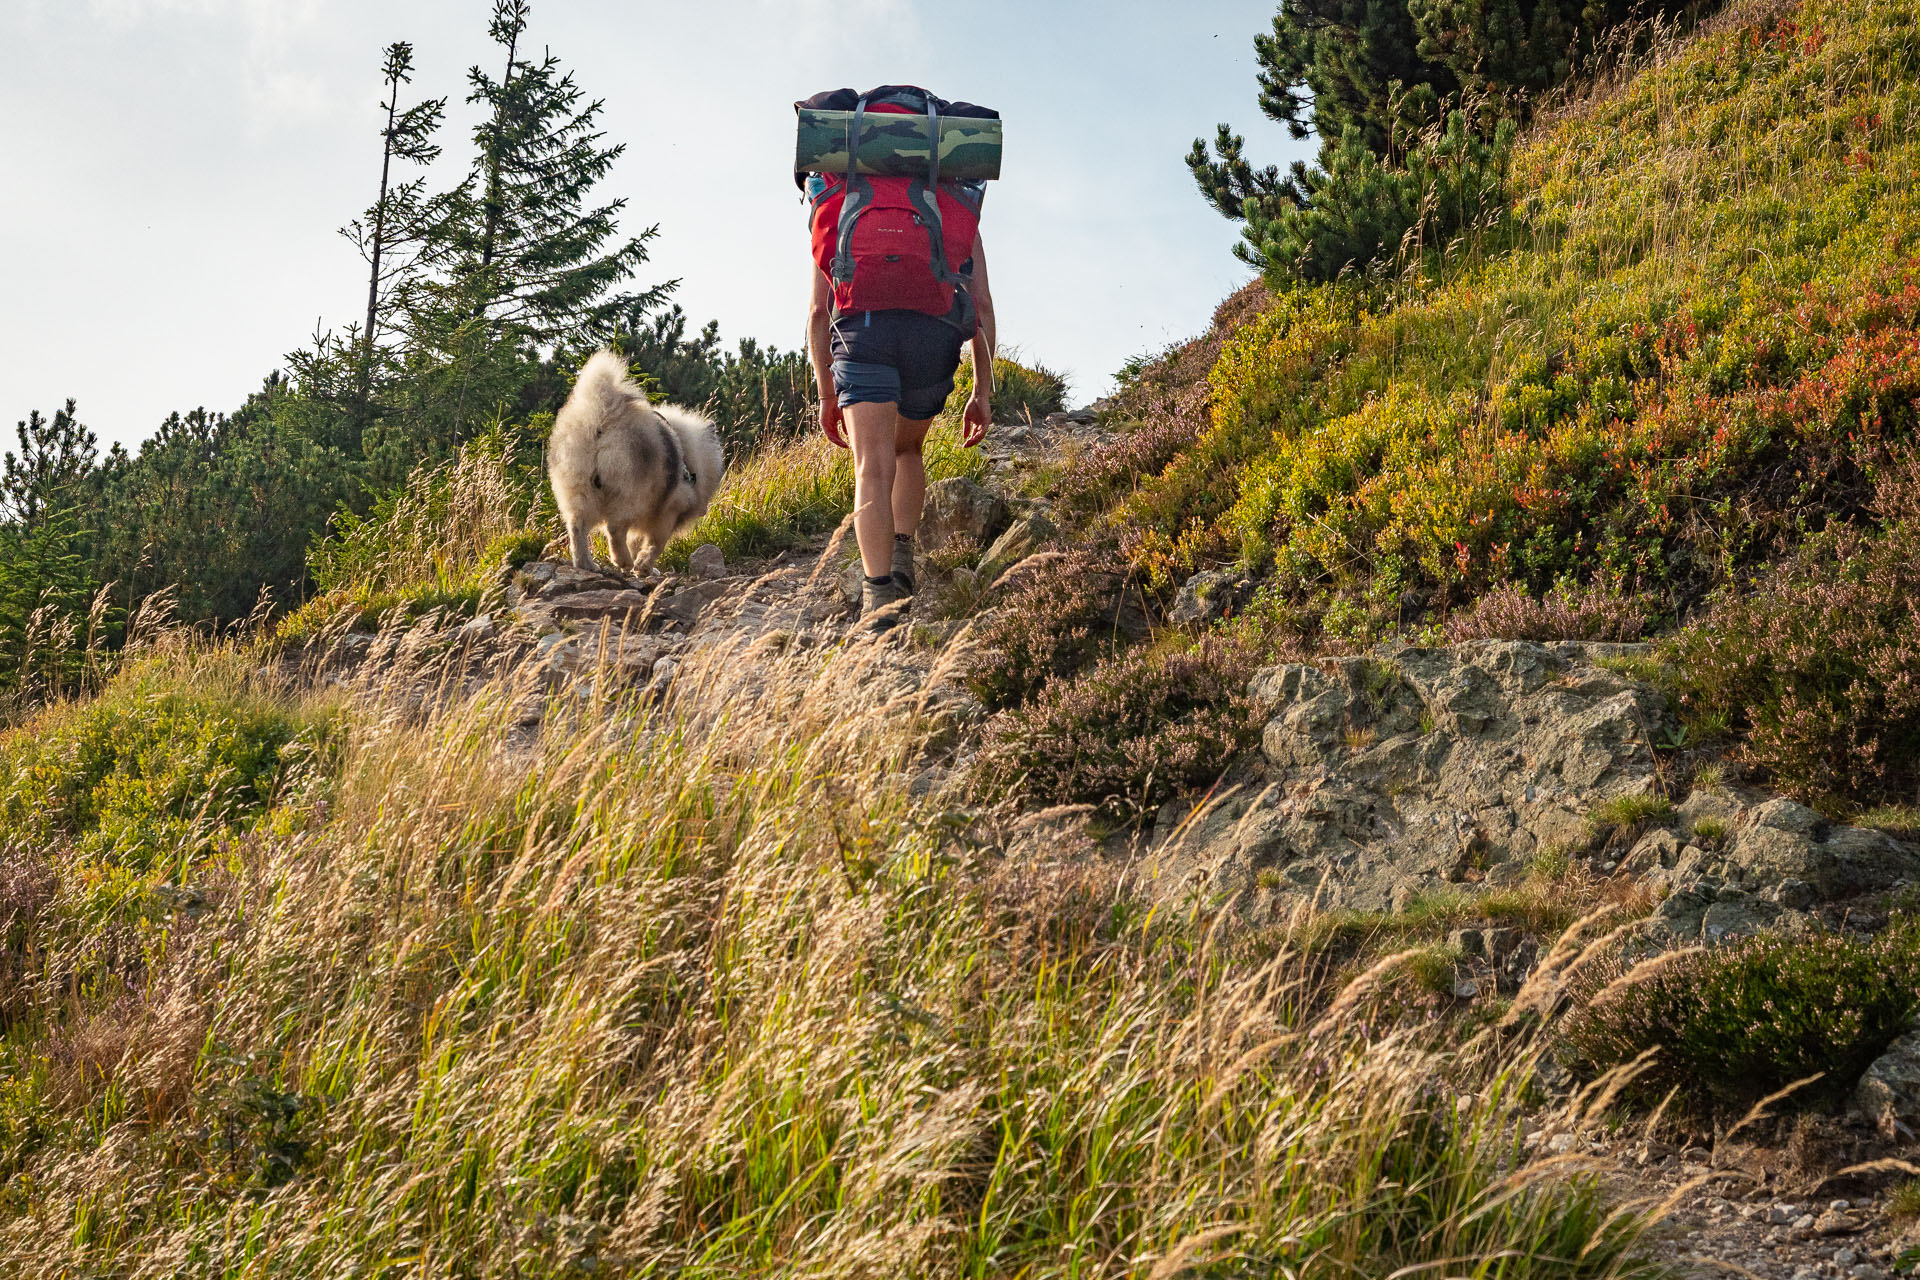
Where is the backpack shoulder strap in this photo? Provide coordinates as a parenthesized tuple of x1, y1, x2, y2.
(829, 96, 871, 287)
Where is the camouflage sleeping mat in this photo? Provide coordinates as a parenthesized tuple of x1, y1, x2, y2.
(794, 108, 1002, 181)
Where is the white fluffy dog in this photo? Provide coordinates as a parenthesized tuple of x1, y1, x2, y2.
(548, 350, 725, 575)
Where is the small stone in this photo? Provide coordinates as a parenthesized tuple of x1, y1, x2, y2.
(1681, 1145, 1712, 1165)
(1830, 1200, 1851, 1212)
(687, 543, 726, 579)
(1449, 928, 1487, 958)
(1546, 1132, 1579, 1154)
(1834, 1248, 1858, 1266)
(1792, 1213, 1816, 1231)
(1451, 976, 1480, 999)
(1852, 1267, 1880, 1280)
(1169, 568, 1250, 626)
(1775, 877, 1819, 909)
(646, 656, 678, 700)
(1767, 1204, 1799, 1225)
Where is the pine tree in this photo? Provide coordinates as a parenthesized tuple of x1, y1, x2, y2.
(1192, 0, 1711, 279)
(4, 400, 98, 529)
(422, 0, 673, 349)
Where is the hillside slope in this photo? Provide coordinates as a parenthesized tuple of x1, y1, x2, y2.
(1043, 0, 1919, 816)
(2, 0, 1919, 1275)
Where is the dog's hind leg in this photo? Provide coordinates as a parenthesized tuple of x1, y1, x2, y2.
(566, 516, 596, 571)
(627, 527, 658, 577)
(607, 524, 637, 572)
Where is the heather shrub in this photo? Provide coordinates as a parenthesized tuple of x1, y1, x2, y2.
(1446, 580, 1649, 643)
(1562, 923, 1920, 1114)
(1054, 401, 1208, 526)
(965, 550, 1138, 710)
(974, 636, 1260, 819)
(1670, 458, 1920, 810)
(0, 848, 57, 1024)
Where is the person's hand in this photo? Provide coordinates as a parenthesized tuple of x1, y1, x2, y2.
(961, 389, 991, 447)
(820, 395, 848, 448)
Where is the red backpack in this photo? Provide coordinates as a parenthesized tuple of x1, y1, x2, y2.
(799, 86, 990, 333)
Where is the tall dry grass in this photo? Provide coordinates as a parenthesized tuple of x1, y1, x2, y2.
(0, 612, 1661, 1277)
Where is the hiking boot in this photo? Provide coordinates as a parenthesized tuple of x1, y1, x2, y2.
(890, 533, 916, 595)
(859, 574, 910, 631)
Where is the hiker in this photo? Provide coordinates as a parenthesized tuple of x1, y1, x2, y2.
(796, 85, 1001, 626)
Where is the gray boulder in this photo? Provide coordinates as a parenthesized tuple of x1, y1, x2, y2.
(919, 476, 1009, 553)
(1727, 799, 1920, 897)
(1855, 1030, 1920, 1139)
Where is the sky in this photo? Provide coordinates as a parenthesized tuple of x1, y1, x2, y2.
(0, 0, 1312, 450)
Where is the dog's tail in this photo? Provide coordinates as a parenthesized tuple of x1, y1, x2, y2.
(566, 348, 638, 427)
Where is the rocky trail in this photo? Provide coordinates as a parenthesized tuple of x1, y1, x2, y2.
(299, 407, 1920, 1280)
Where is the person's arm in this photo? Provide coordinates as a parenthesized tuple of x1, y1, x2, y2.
(961, 232, 994, 447)
(808, 268, 846, 447)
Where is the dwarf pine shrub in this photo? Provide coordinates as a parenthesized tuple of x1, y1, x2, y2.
(951, 349, 1068, 425)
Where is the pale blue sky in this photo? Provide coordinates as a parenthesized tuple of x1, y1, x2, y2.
(0, 0, 1310, 448)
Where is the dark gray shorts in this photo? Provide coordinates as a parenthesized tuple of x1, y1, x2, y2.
(830, 309, 967, 422)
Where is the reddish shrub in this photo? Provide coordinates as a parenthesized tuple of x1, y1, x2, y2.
(965, 550, 1142, 711)
(1671, 456, 1920, 808)
(1445, 581, 1651, 643)
(973, 636, 1259, 819)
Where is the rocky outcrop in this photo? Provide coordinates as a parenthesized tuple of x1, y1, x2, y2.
(1633, 796, 1920, 947)
(1855, 1030, 1920, 1139)
(1157, 640, 1671, 911)
(1151, 634, 1920, 932)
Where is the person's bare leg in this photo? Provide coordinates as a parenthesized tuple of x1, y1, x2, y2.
(845, 400, 901, 579)
(892, 416, 934, 537)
